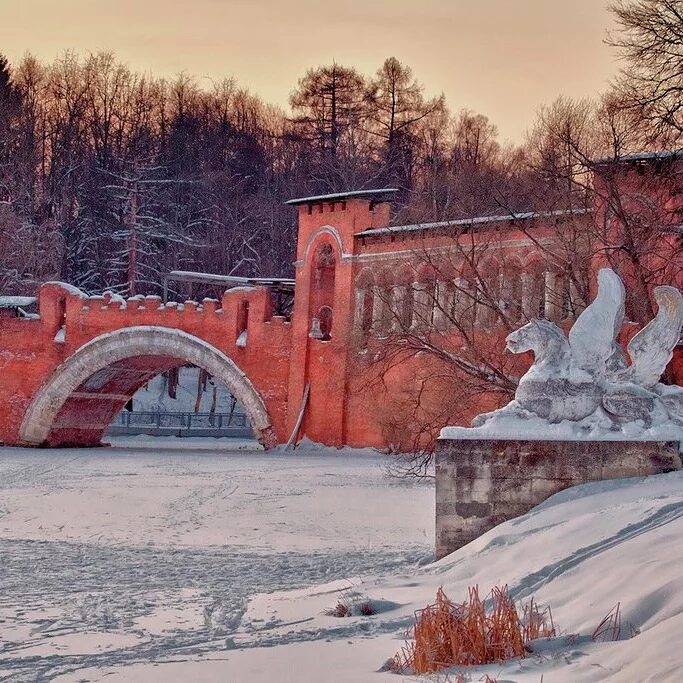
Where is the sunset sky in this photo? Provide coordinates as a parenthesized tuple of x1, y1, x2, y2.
(2, 0, 619, 143)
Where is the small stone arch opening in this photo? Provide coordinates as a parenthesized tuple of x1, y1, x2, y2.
(19, 327, 276, 449)
(522, 258, 548, 321)
(309, 242, 337, 341)
(236, 299, 250, 347)
(414, 265, 439, 330)
(501, 259, 524, 325)
(396, 265, 416, 331)
(477, 257, 504, 329)
(317, 305, 334, 341)
(374, 268, 396, 337)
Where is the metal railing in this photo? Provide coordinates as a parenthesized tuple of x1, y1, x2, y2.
(107, 411, 253, 438)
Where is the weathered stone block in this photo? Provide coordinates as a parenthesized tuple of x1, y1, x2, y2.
(491, 475, 532, 498)
(455, 501, 493, 518)
(454, 476, 492, 499)
(530, 478, 566, 498)
(435, 438, 681, 559)
(454, 464, 484, 481)
(435, 501, 460, 516)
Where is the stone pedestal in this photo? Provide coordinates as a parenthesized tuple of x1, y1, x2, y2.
(435, 438, 681, 559)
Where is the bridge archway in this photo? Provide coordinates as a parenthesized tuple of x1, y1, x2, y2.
(19, 326, 276, 448)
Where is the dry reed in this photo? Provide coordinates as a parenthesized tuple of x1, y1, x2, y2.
(592, 602, 622, 642)
(390, 585, 556, 675)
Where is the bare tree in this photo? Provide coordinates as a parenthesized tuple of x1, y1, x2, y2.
(354, 93, 683, 475)
(364, 57, 446, 190)
(524, 94, 683, 324)
(608, 0, 683, 145)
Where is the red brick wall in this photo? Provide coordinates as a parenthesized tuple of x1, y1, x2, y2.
(1, 161, 681, 450)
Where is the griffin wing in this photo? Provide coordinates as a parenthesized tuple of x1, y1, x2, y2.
(568, 268, 626, 377)
(625, 286, 683, 388)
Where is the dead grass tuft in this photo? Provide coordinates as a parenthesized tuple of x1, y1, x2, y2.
(323, 596, 376, 618)
(358, 601, 376, 616)
(323, 599, 353, 618)
(390, 585, 556, 675)
(592, 602, 621, 642)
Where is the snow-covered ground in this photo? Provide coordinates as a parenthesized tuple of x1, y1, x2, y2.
(0, 441, 432, 681)
(109, 435, 262, 451)
(1, 441, 683, 682)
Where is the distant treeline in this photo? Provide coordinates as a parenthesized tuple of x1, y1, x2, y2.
(0, 4, 677, 295)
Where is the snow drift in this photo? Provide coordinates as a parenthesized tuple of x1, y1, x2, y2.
(226, 470, 683, 683)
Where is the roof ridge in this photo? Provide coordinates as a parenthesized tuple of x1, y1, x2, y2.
(356, 208, 592, 238)
(286, 188, 399, 205)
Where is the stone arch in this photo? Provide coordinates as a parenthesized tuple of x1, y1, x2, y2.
(374, 267, 397, 336)
(19, 326, 276, 448)
(521, 254, 548, 320)
(395, 265, 416, 330)
(301, 225, 346, 264)
(477, 255, 504, 329)
(501, 256, 524, 324)
(413, 264, 438, 329)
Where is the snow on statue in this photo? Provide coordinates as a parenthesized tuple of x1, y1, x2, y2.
(467, 268, 683, 439)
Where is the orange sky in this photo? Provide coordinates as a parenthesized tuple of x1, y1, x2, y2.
(2, 0, 619, 143)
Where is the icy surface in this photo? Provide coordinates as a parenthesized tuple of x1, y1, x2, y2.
(235, 330, 248, 348)
(285, 187, 398, 205)
(0, 442, 432, 681)
(358, 208, 590, 237)
(42, 281, 88, 298)
(0, 296, 37, 308)
(441, 407, 683, 441)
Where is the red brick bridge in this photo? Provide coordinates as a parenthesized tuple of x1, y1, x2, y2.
(0, 283, 291, 448)
(0, 189, 397, 450)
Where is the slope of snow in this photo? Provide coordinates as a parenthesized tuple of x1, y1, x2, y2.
(2, 442, 683, 681)
(200, 469, 683, 683)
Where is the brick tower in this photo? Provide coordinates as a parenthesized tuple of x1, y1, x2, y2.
(285, 189, 397, 445)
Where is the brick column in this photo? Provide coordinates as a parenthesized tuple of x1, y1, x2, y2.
(544, 272, 561, 320)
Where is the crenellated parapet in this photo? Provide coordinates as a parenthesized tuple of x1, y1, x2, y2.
(26, 282, 292, 353)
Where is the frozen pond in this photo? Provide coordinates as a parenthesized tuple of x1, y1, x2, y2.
(0, 439, 433, 681)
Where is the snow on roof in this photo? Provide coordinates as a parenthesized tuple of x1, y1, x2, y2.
(167, 271, 295, 286)
(592, 150, 683, 165)
(0, 296, 37, 308)
(356, 208, 591, 238)
(285, 188, 399, 206)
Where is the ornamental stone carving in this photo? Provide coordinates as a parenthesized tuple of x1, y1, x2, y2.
(469, 269, 683, 437)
